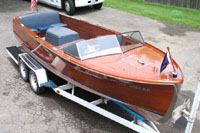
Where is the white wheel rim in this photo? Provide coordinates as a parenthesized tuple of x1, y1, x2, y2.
(30, 72, 38, 92)
(20, 63, 26, 79)
(65, 1, 70, 12)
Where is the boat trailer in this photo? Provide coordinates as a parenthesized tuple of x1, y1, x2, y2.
(6, 46, 200, 133)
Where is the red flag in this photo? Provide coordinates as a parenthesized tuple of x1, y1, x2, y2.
(31, 0, 38, 12)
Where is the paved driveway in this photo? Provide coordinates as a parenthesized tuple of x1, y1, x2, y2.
(0, 0, 200, 132)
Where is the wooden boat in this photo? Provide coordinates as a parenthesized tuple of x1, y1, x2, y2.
(13, 11, 183, 123)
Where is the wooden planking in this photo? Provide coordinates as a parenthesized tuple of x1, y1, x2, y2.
(145, 0, 200, 9)
(26, 41, 175, 120)
(13, 18, 40, 50)
(60, 14, 119, 40)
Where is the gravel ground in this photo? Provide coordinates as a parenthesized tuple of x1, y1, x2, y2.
(0, 0, 200, 133)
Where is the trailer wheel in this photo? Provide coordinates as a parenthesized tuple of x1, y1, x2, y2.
(29, 70, 45, 95)
(64, 0, 75, 15)
(19, 60, 29, 82)
(93, 3, 103, 9)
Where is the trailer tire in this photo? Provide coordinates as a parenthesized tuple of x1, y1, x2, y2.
(93, 3, 103, 9)
(64, 0, 75, 15)
(29, 70, 45, 95)
(19, 60, 29, 82)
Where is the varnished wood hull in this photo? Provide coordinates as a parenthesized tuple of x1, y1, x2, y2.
(13, 13, 182, 123)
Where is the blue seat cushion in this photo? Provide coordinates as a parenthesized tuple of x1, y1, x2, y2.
(50, 23, 67, 28)
(37, 25, 50, 31)
(18, 11, 61, 31)
(45, 27, 80, 46)
(36, 23, 67, 31)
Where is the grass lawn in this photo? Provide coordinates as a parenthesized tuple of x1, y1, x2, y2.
(104, 0, 200, 30)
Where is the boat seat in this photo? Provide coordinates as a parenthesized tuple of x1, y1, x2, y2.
(45, 27, 80, 46)
(18, 11, 67, 32)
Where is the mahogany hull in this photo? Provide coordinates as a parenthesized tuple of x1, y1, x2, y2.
(13, 14, 182, 123)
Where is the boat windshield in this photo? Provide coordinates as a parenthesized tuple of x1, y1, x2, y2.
(117, 31, 145, 52)
(76, 35, 122, 60)
(62, 31, 145, 60)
